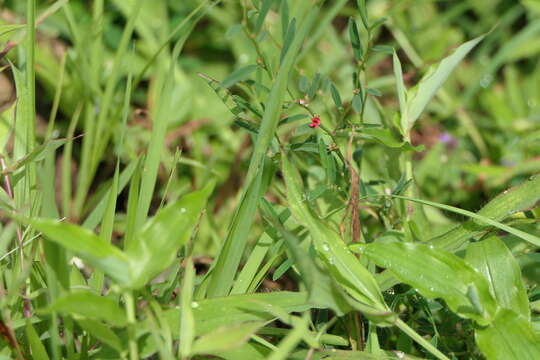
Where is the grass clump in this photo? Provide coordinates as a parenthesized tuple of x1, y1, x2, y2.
(0, 0, 539, 359)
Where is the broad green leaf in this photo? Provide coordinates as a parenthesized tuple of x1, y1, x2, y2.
(76, 318, 123, 352)
(476, 310, 540, 360)
(29, 219, 132, 286)
(222, 65, 259, 88)
(126, 181, 214, 288)
(25, 322, 50, 360)
(406, 34, 485, 130)
(157, 291, 310, 337)
(209, 342, 269, 360)
(190, 322, 263, 355)
(466, 236, 530, 319)
(355, 242, 498, 325)
(282, 153, 387, 310)
(39, 291, 127, 326)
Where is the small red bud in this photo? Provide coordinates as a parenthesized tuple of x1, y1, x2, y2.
(309, 116, 321, 128)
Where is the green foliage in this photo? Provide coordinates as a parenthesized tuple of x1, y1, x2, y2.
(0, 0, 539, 359)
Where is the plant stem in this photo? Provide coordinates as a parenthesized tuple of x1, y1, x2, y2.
(395, 318, 450, 360)
(124, 292, 139, 360)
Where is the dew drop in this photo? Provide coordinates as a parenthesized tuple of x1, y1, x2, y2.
(322, 243, 330, 252)
(479, 74, 493, 88)
(180, 208, 187, 213)
(191, 301, 199, 308)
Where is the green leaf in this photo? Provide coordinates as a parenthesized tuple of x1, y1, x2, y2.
(126, 181, 214, 288)
(362, 128, 422, 151)
(260, 199, 354, 316)
(281, 152, 387, 310)
(330, 83, 343, 110)
(466, 236, 530, 319)
(157, 292, 310, 337)
(179, 258, 196, 358)
(76, 318, 123, 352)
(390, 194, 540, 249)
(29, 218, 132, 286)
(39, 291, 127, 326)
(0, 24, 24, 37)
(280, 0, 289, 40)
(348, 18, 363, 61)
(476, 310, 540, 360)
(222, 65, 259, 88)
(281, 18, 296, 62)
(273, 259, 293, 281)
(406, 34, 485, 131)
(393, 51, 407, 133)
(25, 321, 50, 360)
(371, 45, 394, 54)
(355, 242, 498, 325)
(429, 175, 540, 251)
(356, 0, 369, 29)
(307, 73, 321, 99)
(352, 94, 363, 112)
(254, 0, 273, 34)
(191, 322, 264, 355)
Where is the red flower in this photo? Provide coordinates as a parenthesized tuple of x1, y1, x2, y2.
(309, 116, 321, 128)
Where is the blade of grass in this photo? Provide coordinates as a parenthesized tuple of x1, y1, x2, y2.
(391, 195, 540, 248)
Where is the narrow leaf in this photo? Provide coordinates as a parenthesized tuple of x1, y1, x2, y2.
(40, 291, 127, 326)
(127, 182, 214, 288)
(222, 65, 259, 88)
(406, 34, 485, 130)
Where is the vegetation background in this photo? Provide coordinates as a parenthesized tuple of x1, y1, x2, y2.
(0, 0, 539, 359)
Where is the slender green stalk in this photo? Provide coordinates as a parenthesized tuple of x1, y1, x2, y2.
(124, 292, 139, 360)
(395, 318, 450, 360)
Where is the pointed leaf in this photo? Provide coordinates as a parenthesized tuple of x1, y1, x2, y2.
(222, 65, 259, 88)
(282, 153, 386, 310)
(406, 34, 485, 130)
(393, 51, 407, 133)
(29, 219, 132, 286)
(40, 291, 127, 326)
(76, 318, 123, 352)
(355, 242, 498, 325)
(476, 310, 540, 360)
(126, 182, 214, 288)
(466, 236, 530, 319)
(191, 322, 264, 355)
